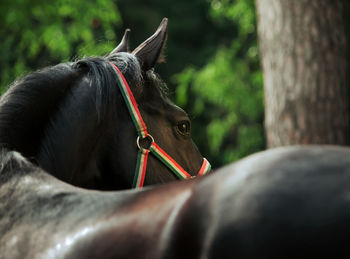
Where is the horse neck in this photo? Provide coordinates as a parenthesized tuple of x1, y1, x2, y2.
(37, 77, 114, 189)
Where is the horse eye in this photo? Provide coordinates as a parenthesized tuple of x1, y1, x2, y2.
(177, 121, 190, 135)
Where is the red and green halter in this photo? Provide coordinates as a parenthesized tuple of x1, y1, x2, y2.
(109, 62, 211, 188)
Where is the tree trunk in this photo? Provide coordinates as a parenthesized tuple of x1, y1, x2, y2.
(256, 0, 349, 148)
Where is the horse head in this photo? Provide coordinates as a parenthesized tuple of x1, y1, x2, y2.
(87, 18, 210, 189)
(0, 18, 210, 190)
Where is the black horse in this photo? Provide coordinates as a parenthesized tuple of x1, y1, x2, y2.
(2, 18, 350, 258)
(0, 18, 208, 190)
(1, 146, 350, 258)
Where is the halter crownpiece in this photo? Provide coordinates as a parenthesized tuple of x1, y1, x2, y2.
(109, 62, 211, 188)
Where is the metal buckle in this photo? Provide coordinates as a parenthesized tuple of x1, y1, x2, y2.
(136, 135, 155, 151)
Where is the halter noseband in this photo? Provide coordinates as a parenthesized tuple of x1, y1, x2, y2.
(109, 62, 211, 188)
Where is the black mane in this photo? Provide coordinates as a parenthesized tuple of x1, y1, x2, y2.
(0, 53, 169, 163)
(0, 63, 80, 159)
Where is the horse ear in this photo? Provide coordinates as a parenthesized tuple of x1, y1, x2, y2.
(110, 29, 131, 55)
(132, 18, 168, 71)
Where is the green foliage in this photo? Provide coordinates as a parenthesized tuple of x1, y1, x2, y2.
(0, 0, 121, 92)
(174, 0, 265, 166)
(210, 0, 256, 36)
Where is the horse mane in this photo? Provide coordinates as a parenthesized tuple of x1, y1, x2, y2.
(0, 63, 81, 159)
(0, 53, 169, 164)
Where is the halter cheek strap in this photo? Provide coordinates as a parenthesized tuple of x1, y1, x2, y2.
(109, 62, 211, 188)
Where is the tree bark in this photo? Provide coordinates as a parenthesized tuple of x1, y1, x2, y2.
(256, 0, 349, 148)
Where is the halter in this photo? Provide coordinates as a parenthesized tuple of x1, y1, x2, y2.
(109, 62, 211, 188)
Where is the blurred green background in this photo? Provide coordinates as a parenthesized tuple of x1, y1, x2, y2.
(0, 0, 265, 168)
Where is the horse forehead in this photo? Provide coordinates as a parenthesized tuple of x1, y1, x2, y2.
(165, 102, 188, 117)
(110, 52, 141, 75)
